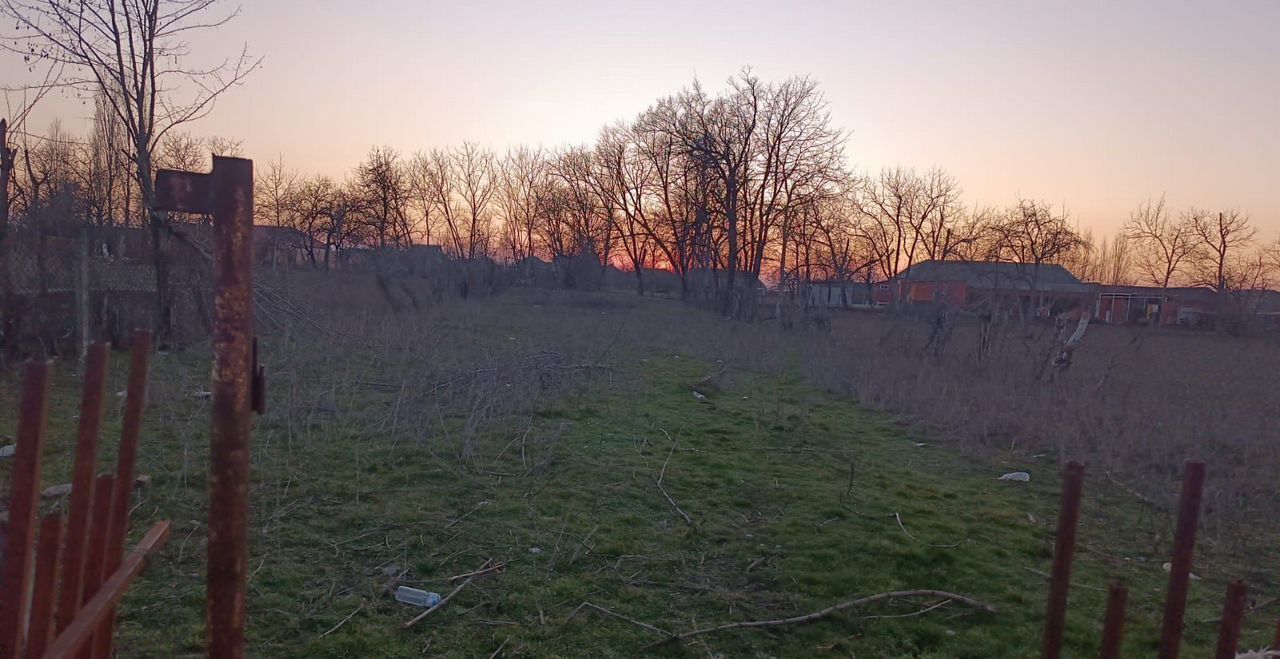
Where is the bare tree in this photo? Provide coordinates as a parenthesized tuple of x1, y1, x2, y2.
(354, 146, 412, 248)
(631, 114, 704, 294)
(643, 72, 760, 313)
(1187, 209, 1256, 293)
(495, 145, 549, 262)
(992, 198, 1086, 319)
(255, 155, 297, 228)
(2, 0, 260, 334)
(417, 149, 462, 255)
(1187, 209, 1258, 330)
(1124, 196, 1194, 289)
(406, 151, 441, 247)
(451, 142, 496, 260)
(81, 92, 134, 228)
(594, 124, 655, 293)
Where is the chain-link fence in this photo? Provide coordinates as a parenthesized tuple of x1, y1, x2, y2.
(2, 219, 214, 358)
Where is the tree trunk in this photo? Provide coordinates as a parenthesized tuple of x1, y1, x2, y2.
(0, 119, 15, 360)
(723, 176, 739, 317)
(134, 145, 171, 339)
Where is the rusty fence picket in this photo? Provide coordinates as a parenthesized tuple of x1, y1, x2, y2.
(1157, 461, 1207, 659)
(1040, 461, 1085, 659)
(1097, 582, 1128, 659)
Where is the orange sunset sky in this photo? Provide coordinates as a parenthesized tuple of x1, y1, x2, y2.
(5, 0, 1278, 236)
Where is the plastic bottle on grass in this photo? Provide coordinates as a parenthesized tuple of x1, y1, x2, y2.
(395, 586, 441, 608)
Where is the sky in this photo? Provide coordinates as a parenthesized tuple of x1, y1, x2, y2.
(5, 0, 1279, 236)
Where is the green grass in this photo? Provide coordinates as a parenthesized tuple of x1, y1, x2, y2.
(3, 301, 1276, 657)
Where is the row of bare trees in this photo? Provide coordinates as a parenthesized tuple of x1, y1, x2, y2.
(1, 0, 259, 349)
(4, 43, 1276, 319)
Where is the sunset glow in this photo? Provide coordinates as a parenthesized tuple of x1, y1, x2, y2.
(7, 0, 1277, 235)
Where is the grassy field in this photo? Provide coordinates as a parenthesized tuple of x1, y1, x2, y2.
(3, 288, 1277, 657)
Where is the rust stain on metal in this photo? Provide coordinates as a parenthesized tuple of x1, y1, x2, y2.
(1040, 461, 1085, 659)
(1157, 461, 1206, 659)
(154, 169, 213, 214)
(196, 155, 256, 659)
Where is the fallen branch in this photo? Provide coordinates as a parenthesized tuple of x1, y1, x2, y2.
(403, 558, 492, 629)
(321, 603, 363, 638)
(448, 561, 508, 583)
(655, 428, 694, 525)
(656, 479, 693, 526)
(445, 501, 490, 529)
(565, 601, 673, 638)
(894, 512, 968, 549)
(861, 598, 951, 620)
(648, 589, 995, 648)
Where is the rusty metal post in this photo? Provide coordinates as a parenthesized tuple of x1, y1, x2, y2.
(0, 361, 52, 658)
(207, 155, 255, 659)
(1041, 461, 1085, 659)
(1157, 461, 1206, 659)
(157, 154, 257, 658)
(1098, 582, 1128, 659)
(211, 156, 258, 658)
(1214, 580, 1248, 659)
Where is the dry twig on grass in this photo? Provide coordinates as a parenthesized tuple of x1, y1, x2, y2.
(321, 603, 364, 638)
(655, 428, 694, 525)
(647, 589, 996, 648)
(448, 561, 508, 583)
(487, 637, 510, 658)
(893, 512, 969, 548)
(565, 601, 674, 638)
(402, 558, 493, 629)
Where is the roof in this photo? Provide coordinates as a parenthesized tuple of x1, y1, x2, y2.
(808, 280, 866, 287)
(898, 260, 1089, 293)
(1236, 289, 1280, 314)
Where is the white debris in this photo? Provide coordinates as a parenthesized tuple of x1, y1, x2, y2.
(692, 391, 707, 401)
(1161, 562, 1201, 580)
(0, 445, 15, 458)
(42, 483, 72, 499)
(998, 472, 1031, 482)
(193, 390, 213, 400)
(529, 547, 542, 555)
